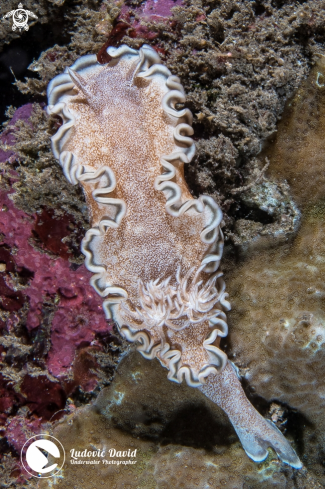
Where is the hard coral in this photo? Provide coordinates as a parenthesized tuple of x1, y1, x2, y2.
(267, 55, 325, 209)
(227, 206, 325, 485)
(2, 0, 325, 485)
(225, 55, 325, 486)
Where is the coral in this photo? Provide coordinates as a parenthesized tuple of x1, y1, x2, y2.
(1, 0, 325, 486)
(228, 209, 325, 417)
(226, 205, 325, 484)
(94, 350, 232, 440)
(224, 55, 325, 485)
(266, 54, 325, 210)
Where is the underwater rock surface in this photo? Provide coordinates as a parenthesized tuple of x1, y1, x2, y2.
(226, 56, 325, 486)
(1, 0, 325, 487)
(38, 352, 318, 489)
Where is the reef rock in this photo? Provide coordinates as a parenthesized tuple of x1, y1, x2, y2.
(39, 351, 310, 489)
(226, 56, 325, 485)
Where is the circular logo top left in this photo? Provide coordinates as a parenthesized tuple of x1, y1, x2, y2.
(21, 434, 65, 478)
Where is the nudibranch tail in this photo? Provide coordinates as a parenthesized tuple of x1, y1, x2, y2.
(200, 363, 302, 469)
(47, 43, 302, 470)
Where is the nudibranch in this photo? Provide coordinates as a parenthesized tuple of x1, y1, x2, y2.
(47, 44, 301, 469)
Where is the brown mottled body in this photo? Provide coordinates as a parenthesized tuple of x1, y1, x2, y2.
(62, 58, 208, 300)
(48, 46, 227, 385)
(47, 44, 301, 468)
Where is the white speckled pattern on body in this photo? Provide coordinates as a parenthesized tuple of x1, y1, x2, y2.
(47, 44, 302, 469)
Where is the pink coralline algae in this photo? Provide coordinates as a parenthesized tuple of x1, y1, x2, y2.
(0, 105, 113, 467)
(0, 373, 22, 419)
(0, 185, 109, 377)
(5, 415, 43, 456)
(119, 0, 182, 41)
(49, 289, 108, 380)
(140, 0, 182, 20)
(97, 0, 182, 64)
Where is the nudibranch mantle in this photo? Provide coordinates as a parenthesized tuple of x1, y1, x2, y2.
(47, 44, 230, 387)
(47, 44, 302, 469)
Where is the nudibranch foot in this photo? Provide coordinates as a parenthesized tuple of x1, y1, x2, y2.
(47, 43, 302, 470)
(199, 362, 302, 469)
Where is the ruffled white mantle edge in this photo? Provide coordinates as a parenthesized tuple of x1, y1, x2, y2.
(47, 44, 230, 387)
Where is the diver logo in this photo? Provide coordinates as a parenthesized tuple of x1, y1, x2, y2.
(21, 435, 65, 478)
(2, 3, 38, 32)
